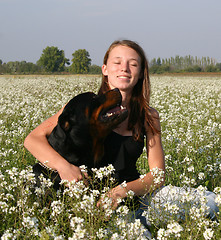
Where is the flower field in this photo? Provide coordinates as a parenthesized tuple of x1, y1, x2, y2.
(0, 74, 220, 239)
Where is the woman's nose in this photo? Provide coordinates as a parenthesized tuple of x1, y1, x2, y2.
(121, 62, 129, 72)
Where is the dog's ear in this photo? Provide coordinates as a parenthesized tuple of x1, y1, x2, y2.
(55, 114, 70, 140)
(53, 114, 71, 139)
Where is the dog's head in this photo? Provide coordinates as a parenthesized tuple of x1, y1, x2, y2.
(57, 88, 128, 163)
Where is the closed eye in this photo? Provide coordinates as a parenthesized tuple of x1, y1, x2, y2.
(129, 60, 139, 67)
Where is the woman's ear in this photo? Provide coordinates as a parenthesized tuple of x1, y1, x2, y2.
(102, 64, 108, 76)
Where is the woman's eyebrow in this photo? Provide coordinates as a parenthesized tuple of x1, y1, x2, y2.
(130, 58, 139, 62)
(112, 56, 139, 62)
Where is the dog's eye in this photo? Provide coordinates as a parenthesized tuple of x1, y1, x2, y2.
(59, 114, 75, 131)
(63, 121, 70, 131)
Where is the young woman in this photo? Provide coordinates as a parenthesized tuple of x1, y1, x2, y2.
(96, 40, 218, 223)
(96, 40, 165, 209)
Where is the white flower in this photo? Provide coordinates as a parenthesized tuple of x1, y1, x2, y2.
(70, 225, 86, 239)
(203, 228, 214, 240)
(54, 236, 64, 240)
(116, 205, 129, 215)
(117, 198, 124, 204)
(1, 230, 14, 240)
(51, 200, 63, 216)
(139, 174, 145, 180)
(165, 221, 183, 238)
(121, 181, 127, 188)
(106, 164, 115, 174)
(190, 178, 196, 185)
(79, 165, 87, 173)
(96, 228, 108, 239)
(110, 233, 119, 240)
(187, 165, 194, 172)
(215, 194, 221, 206)
(93, 164, 115, 180)
(126, 190, 135, 199)
(100, 194, 114, 218)
(167, 221, 183, 234)
(198, 172, 205, 180)
(150, 167, 165, 186)
(214, 187, 221, 194)
(22, 216, 38, 228)
(157, 228, 167, 240)
(70, 217, 84, 228)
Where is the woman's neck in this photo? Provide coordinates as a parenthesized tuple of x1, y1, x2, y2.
(114, 90, 133, 136)
(120, 91, 131, 108)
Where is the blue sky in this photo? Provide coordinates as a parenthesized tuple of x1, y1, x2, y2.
(0, 0, 221, 65)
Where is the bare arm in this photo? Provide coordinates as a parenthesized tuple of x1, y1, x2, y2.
(108, 108, 165, 208)
(24, 107, 84, 182)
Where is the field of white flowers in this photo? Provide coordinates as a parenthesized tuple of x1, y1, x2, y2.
(0, 74, 220, 239)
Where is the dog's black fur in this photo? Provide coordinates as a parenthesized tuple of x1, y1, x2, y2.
(33, 88, 128, 190)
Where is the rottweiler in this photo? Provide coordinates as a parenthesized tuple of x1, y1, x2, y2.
(33, 88, 128, 190)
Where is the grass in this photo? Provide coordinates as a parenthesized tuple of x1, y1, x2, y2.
(0, 74, 220, 239)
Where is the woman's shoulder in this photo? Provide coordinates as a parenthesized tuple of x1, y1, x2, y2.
(145, 107, 161, 134)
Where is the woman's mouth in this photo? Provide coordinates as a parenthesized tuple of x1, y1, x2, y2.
(118, 75, 131, 80)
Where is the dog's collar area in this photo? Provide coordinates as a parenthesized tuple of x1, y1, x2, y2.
(38, 162, 58, 173)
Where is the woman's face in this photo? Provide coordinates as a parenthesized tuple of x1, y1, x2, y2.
(102, 45, 141, 93)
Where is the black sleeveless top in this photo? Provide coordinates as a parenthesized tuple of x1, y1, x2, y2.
(100, 131, 144, 184)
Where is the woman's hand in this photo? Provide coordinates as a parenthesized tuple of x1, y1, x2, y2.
(57, 162, 88, 184)
(97, 184, 127, 210)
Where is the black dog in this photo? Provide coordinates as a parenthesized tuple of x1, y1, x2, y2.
(33, 88, 128, 190)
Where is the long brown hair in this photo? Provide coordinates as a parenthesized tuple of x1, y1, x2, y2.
(98, 40, 159, 140)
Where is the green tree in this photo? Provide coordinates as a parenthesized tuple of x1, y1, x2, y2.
(6, 61, 19, 73)
(71, 49, 91, 74)
(89, 64, 102, 74)
(204, 65, 218, 72)
(4, 61, 41, 74)
(0, 59, 5, 73)
(156, 57, 161, 66)
(37, 46, 69, 72)
(150, 58, 157, 66)
(185, 65, 202, 72)
(216, 63, 221, 71)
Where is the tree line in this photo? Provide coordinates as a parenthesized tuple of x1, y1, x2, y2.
(0, 46, 221, 74)
(0, 46, 101, 75)
(149, 56, 221, 74)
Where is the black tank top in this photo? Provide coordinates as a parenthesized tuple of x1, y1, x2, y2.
(100, 131, 144, 184)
